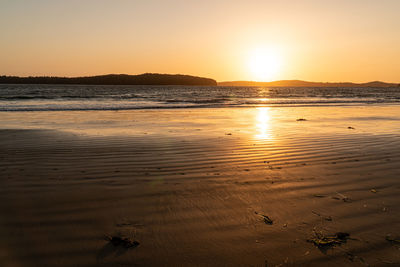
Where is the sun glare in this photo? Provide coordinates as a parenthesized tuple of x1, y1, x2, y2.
(248, 47, 282, 81)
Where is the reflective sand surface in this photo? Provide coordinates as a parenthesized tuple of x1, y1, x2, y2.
(1, 106, 400, 266)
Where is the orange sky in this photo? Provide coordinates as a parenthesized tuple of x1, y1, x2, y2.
(1, 0, 399, 82)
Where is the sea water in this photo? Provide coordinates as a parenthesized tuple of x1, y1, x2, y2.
(1, 84, 399, 111)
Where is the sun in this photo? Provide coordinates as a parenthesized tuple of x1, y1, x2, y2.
(247, 47, 282, 81)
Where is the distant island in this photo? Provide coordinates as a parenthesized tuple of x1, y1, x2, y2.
(218, 80, 400, 87)
(0, 73, 217, 86)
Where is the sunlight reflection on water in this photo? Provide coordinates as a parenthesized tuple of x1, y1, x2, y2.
(255, 107, 273, 140)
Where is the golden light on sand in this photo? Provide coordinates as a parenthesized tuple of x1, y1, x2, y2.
(247, 47, 282, 82)
(255, 107, 273, 140)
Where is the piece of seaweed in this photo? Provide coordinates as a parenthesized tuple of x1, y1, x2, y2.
(308, 232, 350, 248)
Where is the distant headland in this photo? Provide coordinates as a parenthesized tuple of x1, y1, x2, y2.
(0, 73, 217, 86)
(1, 74, 398, 87)
(218, 80, 400, 87)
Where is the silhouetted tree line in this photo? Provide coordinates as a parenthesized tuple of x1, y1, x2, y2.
(0, 73, 217, 86)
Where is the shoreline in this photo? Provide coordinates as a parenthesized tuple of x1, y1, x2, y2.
(1, 102, 400, 113)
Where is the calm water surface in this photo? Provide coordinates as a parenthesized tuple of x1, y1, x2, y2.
(0, 84, 400, 111)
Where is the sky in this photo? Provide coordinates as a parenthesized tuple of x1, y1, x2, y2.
(1, 0, 399, 82)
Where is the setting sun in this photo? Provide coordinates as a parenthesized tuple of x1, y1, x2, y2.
(247, 47, 283, 82)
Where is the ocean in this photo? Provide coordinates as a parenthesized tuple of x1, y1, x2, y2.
(1, 84, 399, 111)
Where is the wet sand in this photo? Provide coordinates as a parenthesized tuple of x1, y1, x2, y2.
(1, 106, 400, 266)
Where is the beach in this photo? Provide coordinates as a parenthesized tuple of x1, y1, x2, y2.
(2, 0, 399, 265)
(1, 106, 400, 266)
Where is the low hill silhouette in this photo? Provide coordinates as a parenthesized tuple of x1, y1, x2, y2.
(0, 73, 217, 86)
(218, 80, 399, 87)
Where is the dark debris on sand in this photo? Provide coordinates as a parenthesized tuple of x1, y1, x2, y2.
(385, 234, 400, 245)
(105, 235, 140, 248)
(313, 194, 327, 198)
(308, 232, 350, 248)
(255, 211, 273, 225)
